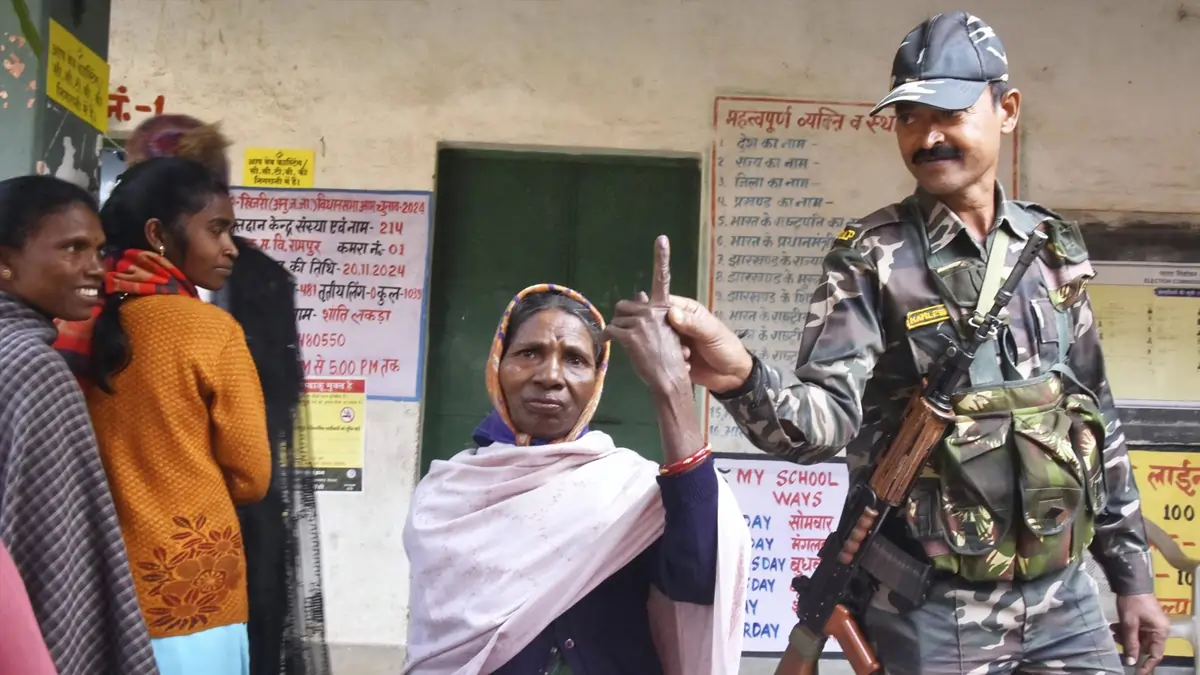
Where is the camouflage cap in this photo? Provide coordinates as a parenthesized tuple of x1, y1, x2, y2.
(869, 11, 1010, 117)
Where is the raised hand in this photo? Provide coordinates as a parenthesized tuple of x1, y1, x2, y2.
(665, 295, 753, 394)
(602, 236, 691, 397)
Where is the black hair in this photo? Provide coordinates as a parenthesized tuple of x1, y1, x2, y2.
(502, 291, 604, 363)
(0, 175, 97, 251)
(90, 156, 231, 393)
(990, 80, 1014, 108)
(226, 237, 305, 425)
(99, 156, 229, 254)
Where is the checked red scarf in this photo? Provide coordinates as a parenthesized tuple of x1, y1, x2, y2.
(54, 249, 198, 377)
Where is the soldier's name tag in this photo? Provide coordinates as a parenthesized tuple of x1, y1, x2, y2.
(906, 304, 950, 330)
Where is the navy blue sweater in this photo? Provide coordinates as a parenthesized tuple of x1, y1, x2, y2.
(492, 456, 720, 675)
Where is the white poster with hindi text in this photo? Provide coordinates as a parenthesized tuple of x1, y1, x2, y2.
(716, 456, 851, 655)
(230, 188, 432, 401)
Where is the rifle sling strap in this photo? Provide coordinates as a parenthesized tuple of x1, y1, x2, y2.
(968, 228, 1014, 387)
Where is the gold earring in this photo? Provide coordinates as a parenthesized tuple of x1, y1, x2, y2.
(0, 267, 10, 280)
(157, 245, 165, 255)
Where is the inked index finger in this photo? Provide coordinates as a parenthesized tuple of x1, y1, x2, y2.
(651, 235, 671, 305)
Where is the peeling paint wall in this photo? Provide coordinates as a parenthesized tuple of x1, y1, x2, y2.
(0, 0, 42, 178)
(1, 0, 110, 187)
(108, 0, 1200, 655)
(0, 31, 36, 106)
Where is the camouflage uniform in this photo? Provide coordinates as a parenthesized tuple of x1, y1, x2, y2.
(716, 183, 1152, 673)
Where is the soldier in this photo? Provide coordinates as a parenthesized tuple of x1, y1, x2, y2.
(619, 10, 1170, 675)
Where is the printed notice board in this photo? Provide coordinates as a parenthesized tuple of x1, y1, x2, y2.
(231, 187, 432, 401)
(297, 379, 366, 491)
(1089, 261, 1200, 409)
(46, 19, 109, 132)
(243, 148, 316, 188)
(715, 455, 850, 655)
(705, 96, 1019, 453)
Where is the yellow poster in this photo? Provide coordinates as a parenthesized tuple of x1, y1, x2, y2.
(296, 378, 365, 491)
(243, 148, 315, 188)
(1130, 449, 1199, 658)
(46, 20, 110, 132)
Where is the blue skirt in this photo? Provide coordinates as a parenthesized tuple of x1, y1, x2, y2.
(151, 623, 249, 675)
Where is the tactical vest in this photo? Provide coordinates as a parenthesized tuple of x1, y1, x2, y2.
(899, 199, 1108, 583)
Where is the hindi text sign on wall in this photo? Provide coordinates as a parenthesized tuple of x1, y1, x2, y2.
(231, 188, 432, 401)
(297, 378, 367, 491)
(715, 456, 851, 655)
(1129, 449, 1199, 659)
(1089, 261, 1200, 409)
(47, 19, 110, 132)
(243, 148, 316, 189)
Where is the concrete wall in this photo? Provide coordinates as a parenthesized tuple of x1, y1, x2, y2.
(108, 0, 1200, 661)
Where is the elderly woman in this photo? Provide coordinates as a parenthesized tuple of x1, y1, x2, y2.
(0, 175, 158, 674)
(403, 238, 749, 675)
(54, 157, 272, 675)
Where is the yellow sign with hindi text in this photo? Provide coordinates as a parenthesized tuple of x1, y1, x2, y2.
(243, 148, 315, 188)
(46, 20, 110, 132)
(296, 378, 364, 491)
(1130, 449, 1199, 658)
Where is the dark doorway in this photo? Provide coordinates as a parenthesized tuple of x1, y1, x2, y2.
(420, 148, 702, 474)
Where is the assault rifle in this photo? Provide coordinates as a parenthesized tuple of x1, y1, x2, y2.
(773, 229, 1050, 675)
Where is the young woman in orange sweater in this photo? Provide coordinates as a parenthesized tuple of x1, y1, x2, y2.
(57, 157, 272, 675)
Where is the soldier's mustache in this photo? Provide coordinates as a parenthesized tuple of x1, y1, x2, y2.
(912, 145, 963, 164)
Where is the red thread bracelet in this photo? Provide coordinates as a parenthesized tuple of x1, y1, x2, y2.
(660, 444, 712, 476)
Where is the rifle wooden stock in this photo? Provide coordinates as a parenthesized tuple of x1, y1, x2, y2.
(773, 384, 954, 675)
(827, 605, 879, 674)
(773, 605, 881, 675)
(869, 387, 956, 505)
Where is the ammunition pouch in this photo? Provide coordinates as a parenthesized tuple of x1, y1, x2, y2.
(904, 371, 1108, 582)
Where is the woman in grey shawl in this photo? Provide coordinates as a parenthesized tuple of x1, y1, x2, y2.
(0, 175, 158, 675)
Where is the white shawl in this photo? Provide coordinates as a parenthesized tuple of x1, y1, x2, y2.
(402, 430, 750, 674)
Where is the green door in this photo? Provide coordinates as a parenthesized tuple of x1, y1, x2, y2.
(420, 149, 700, 475)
